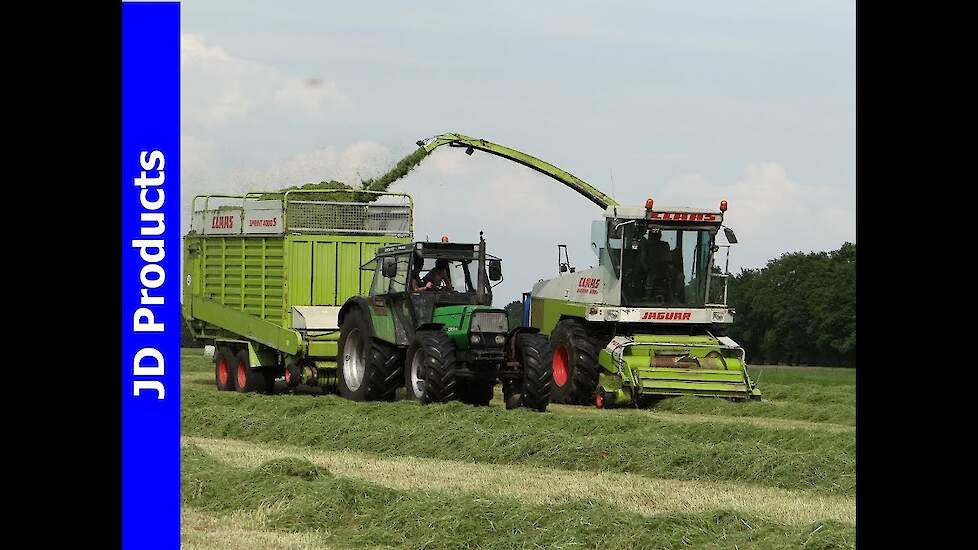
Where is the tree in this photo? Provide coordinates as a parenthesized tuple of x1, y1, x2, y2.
(727, 242, 855, 367)
(504, 300, 525, 329)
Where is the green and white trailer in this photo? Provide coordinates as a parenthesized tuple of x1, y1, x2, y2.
(182, 189, 413, 393)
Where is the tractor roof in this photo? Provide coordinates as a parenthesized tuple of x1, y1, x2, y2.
(376, 241, 481, 256)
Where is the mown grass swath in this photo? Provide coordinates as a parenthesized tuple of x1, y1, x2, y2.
(183, 445, 854, 549)
(182, 384, 854, 496)
(189, 435, 855, 526)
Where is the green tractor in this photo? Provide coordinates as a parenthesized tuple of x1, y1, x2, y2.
(335, 233, 553, 411)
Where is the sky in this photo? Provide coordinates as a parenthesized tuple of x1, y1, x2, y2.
(180, 0, 855, 305)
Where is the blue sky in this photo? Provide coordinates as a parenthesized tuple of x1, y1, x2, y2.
(181, 0, 855, 304)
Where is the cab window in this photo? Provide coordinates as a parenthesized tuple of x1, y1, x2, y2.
(388, 254, 410, 294)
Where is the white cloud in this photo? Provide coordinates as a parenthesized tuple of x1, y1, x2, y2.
(658, 162, 855, 270)
(181, 33, 349, 129)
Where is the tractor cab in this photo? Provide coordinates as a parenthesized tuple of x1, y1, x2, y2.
(362, 236, 503, 321)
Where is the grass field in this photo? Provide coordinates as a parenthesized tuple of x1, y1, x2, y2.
(181, 348, 856, 549)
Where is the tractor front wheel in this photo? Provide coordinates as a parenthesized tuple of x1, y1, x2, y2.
(504, 333, 553, 412)
(405, 331, 457, 404)
(549, 320, 599, 405)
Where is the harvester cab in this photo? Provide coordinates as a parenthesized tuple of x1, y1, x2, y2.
(337, 233, 554, 411)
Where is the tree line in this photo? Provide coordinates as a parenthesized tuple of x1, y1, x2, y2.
(726, 242, 855, 367)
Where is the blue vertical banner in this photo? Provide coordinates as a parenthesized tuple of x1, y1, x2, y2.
(122, 2, 180, 548)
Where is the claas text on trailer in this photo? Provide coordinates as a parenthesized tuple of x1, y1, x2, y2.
(131, 149, 167, 399)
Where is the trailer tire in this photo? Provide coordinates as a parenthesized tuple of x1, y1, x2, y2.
(458, 380, 495, 406)
(232, 349, 264, 393)
(513, 332, 553, 412)
(285, 362, 301, 388)
(404, 331, 457, 404)
(338, 308, 402, 401)
(214, 347, 235, 391)
(550, 320, 599, 405)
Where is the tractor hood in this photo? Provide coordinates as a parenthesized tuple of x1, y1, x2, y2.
(431, 305, 503, 332)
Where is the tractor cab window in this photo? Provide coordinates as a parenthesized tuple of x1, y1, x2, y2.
(608, 220, 715, 307)
(388, 254, 411, 294)
(412, 256, 476, 293)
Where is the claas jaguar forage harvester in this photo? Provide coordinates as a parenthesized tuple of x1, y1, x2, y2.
(417, 133, 761, 408)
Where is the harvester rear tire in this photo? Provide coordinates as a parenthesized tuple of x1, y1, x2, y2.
(214, 347, 235, 391)
(508, 333, 553, 412)
(232, 349, 264, 393)
(549, 320, 599, 405)
(459, 380, 495, 406)
(404, 331, 457, 404)
(337, 308, 402, 401)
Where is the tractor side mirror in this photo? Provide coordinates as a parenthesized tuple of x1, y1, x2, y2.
(488, 259, 502, 281)
(723, 227, 738, 244)
(381, 257, 397, 278)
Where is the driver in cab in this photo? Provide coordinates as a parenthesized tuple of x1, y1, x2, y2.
(410, 257, 454, 292)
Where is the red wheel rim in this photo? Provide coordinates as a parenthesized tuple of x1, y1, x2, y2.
(553, 346, 569, 387)
(595, 391, 605, 408)
(217, 358, 229, 386)
(237, 362, 247, 389)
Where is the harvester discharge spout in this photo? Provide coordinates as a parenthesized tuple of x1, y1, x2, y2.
(418, 133, 619, 209)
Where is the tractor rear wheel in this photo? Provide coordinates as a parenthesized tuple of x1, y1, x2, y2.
(404, 331, 457, 404)
(549, 320, 599, 405)
(232, 349, 265, 393)
(214, 347, 235, 391)
(337, 308, 402, 401)
(458, 380, 495, 406)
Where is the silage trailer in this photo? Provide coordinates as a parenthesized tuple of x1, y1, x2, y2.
(182, 189, 414, 394)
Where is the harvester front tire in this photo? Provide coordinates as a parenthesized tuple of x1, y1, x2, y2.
(405, 331, 457, 404)
(506, 333, 553, 412)
(214, 347, 235, 391)
(337, 308, 402, 401)
(232, 349, 265, 393)
(550, 320, 599, 405)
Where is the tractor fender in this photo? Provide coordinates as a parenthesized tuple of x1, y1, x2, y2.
(337, 297, 376, 340)
(415, 322, 445, 333)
